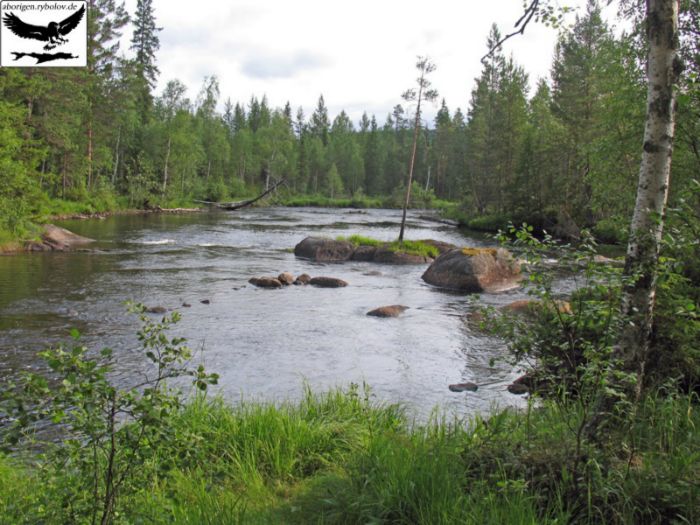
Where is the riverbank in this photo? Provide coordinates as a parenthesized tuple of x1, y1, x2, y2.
(0, 197, 204, 254)
(1, 387, 697, 524)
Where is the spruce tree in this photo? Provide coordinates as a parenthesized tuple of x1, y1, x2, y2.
(131, 0, 160, 88)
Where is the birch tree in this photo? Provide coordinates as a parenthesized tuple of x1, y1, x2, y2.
(601, 0, 681, 408)
(493, 0, 682, 426)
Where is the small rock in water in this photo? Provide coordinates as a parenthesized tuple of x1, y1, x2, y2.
(293, 273, 311, 285)
(507, 383, 529, 395)
(200, 299, 211, 304)
(309, 276, 348, 288)
(182, 303, 191, 308)
(448, 382, 478, 393)
(146, 306, 167, 314)
(278, 272, 295, 285)
(249, 277, 283, 288)
(367, 305, 409, 318)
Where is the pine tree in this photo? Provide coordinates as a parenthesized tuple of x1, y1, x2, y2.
(130, 0, 161, 123)
(433, 99, 452, 197)
(83, 0, 129, 191)
(364, 115, 385, 196)
(550, 0, 609, 226)
(465, 26, 505, 214)
(310, 95, 330, 146)
(398, 56, 438, 241)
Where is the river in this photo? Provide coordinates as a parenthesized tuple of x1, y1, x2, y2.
(0, 207, 540, 419)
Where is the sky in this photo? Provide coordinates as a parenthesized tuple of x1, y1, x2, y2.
(122, 0, 620, 125)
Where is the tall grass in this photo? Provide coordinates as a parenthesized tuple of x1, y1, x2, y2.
(1, 386, 698, 524)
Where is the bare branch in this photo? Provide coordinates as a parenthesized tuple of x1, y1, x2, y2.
(482, 0, 540, 62)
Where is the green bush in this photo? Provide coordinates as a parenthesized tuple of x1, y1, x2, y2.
(468, 213, 511, 232)
(593, 217, 629, 244)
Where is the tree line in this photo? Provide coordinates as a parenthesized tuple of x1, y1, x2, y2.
(0, 0, 698, 242)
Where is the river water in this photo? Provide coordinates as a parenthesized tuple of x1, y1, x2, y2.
(0, 208, 540, 419)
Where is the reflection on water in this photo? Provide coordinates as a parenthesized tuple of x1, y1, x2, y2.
(0, 208, 541, 419)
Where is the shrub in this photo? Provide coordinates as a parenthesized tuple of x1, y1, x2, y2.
(1, 304, 218, 524)
(593, 217, 629, 244)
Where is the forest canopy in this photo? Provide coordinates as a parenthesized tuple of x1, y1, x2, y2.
(0, 0, 697, 244)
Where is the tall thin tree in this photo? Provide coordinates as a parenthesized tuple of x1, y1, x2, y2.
(399, 56, 438, 242)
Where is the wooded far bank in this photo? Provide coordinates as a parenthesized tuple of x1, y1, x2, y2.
(1, 1, 698, 247)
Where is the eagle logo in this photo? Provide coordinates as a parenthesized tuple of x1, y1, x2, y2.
(3, 5, 85, 51)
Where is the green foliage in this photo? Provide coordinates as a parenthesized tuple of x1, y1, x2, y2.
(2, 382, 698, 524)
(487, 225, 623, 402)
(337, 235, 441, 258)
(649, 179, 700, 390)
(391, 240, 440, 258)
(0, 80, 44, 238)
(1, 304, 218, 524)
(593, 216, 629, 244)
(280, 194, 385, 209)
(338, 234, 383, 247)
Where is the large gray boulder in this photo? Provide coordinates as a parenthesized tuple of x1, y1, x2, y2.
(294, 237, 355, 262)
(422, 247, 522, 293)
(350, 245, 377, 261)
(294, 236, 456, 265)
(26, 224, 95, 251)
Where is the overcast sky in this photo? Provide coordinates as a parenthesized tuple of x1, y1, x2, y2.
(122, 0, 619, 125)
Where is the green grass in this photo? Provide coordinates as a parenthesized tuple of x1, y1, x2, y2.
(279, 194, 387, 209)
(3, 387, 697, 524)
(337, 235, 441, 258)
(337, 234, 383, 247)
(392, 239, 440, 258)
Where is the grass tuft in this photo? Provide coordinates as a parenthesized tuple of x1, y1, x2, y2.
(337, 235, 441, 258)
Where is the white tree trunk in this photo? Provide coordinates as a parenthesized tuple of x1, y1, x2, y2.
(588, 0, 681, 433)
(162, 136, 171, 194)
(615, 0, 680, 397)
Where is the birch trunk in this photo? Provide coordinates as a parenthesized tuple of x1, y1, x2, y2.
(162, 136, 171, 194)
(87, 118, 93, 190)
(588, 0, 680, 430)
(112, 129, 121, 186)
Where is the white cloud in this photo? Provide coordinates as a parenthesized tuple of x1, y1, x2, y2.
(120, 0, 617, 124)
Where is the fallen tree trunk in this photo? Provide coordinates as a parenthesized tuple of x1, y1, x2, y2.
(195, 178, 285, 210)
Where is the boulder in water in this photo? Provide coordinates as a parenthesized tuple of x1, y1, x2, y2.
(26, 224, 95, 251)
(278, 272, 295, 285)
(367, 305, 409, 318)
(422, 247, 522, 293)
(293, 273, 311, 285)
(309, 276, 348, 288)
(448, 382, 479, 393)
(249, 277, 283, 288)
(294, 237, 355, 262)
(145, 306, 167, 314)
